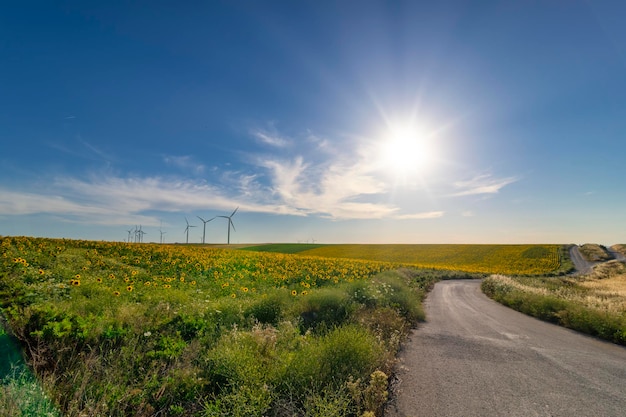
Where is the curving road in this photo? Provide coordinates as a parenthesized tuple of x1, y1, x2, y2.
(385, 280, 626, 417)
(568, 245, 596, 275)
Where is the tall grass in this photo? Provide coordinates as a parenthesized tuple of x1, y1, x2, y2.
(482, 265, 626, 345)
(0, 236, 446, 416)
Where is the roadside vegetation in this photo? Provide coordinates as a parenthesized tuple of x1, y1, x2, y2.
(1, 236, 475, 417)
(611, 244, 626, 257)
(482, 260, 626, 345)
(578, 243, 613, 262)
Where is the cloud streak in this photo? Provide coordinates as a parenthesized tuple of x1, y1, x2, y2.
(450, 174, 519, 197)
(0, 128, 519, 227)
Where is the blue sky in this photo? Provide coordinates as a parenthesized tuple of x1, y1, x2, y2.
(1, 1, 625, 244)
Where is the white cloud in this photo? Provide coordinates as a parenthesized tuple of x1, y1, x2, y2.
(395, 211, 444, 220)
(163, 155, 205, 174)
(250, 128, 289, 147)
(451, 174, 519, 197)
(0, 128, 520, 226)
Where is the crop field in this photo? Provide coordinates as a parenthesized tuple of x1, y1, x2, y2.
(482, 260, 626, 345)
(257, 244, 566, 275)
(0, 236, 449, 417)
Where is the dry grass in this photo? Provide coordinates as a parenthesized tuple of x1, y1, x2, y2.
(611, 244, 626, 257)
(576, 261, 626, 313)
(578, 244, 613, 262)
(489, 261, 626, 314)
(482, 261, 626, 345)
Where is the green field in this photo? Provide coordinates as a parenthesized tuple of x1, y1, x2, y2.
(2, 236, 464, 417)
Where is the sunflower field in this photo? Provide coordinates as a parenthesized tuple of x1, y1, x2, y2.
(0, 236, 449, 417)
(296, 244, 565, 275)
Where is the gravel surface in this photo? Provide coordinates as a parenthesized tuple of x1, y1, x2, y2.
(569, 245, 597, 275)
(385, 280, 626, 417)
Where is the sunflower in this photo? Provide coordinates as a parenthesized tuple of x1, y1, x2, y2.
(113, 291, 121, 296)
(96, 277, 103, 283)
(126, 286, 133, 292)
(190, 281, 196, 285)
(109, 274, 115, 279)
(38, 269, 45, 275)
(75, 274, 81, 280)
(242, 287, 249, 292)
(230, 293, 236, 298)
(291, 290, 297, 296)
(70, 279, 81, 286)
(180, 277, 185, 282)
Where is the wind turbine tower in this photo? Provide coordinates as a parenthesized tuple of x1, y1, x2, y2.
(184, 217, 197, 244)
(138, 225, 146, 243)
(218, 207, 238, 245)
(197, 216, 216, 244)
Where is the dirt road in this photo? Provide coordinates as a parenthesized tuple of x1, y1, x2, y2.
(569, 245, 596, 275)
(385, 280, 626, 417)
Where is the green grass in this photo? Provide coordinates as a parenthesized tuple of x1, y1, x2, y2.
(1, 320, 60, 417)
(1, 236, 447, 416)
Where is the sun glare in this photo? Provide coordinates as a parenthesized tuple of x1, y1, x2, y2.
(379, 123, 433, 177)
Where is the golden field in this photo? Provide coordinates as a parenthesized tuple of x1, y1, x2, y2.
(299, 244, 562, 275)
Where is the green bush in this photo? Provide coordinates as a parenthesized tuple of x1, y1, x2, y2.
(281, 325, 383, 394)
(295, 288, 354, 332)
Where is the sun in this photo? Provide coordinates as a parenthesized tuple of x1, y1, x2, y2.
(379, 123, 434, 177)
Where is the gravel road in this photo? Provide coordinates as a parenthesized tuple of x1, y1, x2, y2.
(568, 245, 596, 275)
(385, 280, 626, 417)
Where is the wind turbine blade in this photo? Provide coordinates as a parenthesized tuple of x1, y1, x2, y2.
(231, 207, 239, 217)
(230, 220, 236, 232)
(217, 216, 228, 219)
(185, 217, 190, 226)
(197, 216, 205, 223)
(208, 216, 216, 222)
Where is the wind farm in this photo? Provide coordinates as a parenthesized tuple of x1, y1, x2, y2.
(124, 208, 241, 245)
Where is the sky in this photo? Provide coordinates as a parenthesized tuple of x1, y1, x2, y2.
(1, 1, 625, 245)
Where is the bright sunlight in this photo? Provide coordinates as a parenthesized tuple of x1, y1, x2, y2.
(378, 122, 435, 178)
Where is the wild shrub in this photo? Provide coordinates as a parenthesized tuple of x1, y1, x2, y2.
(280, 325, 384, 395)
(244, 290, 289, 325)
(295, 288, 354, 332)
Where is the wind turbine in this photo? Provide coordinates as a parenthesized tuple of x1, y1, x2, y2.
(159, 228, 166, 244)
(138, 225, 146, 243)
(197, 216, 216, 244)
(126, 228, 134, 243)
(218, 207, 238, 245)
(184, 217, 196, 244)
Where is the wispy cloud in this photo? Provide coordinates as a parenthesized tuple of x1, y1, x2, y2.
(1, 128, 520, 226)
(163, 155, 205, 175)
(395, 211, 444, 220)
(450, 174, 519, 197)
(250, 128, 289, 147)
